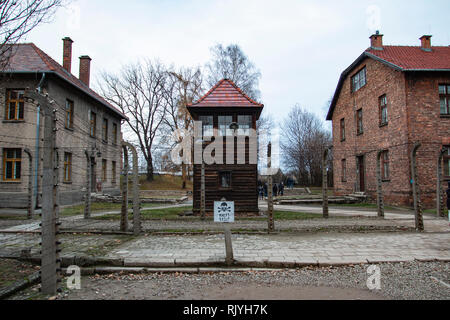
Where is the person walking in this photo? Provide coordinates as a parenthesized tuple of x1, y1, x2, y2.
(263, 182, 268, 199)
(280, 181, 284, 196)
(273, 182, 278, 197)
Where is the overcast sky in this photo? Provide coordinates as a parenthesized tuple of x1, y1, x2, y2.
(26, 0, 450, 130)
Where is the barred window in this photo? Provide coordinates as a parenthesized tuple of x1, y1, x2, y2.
(112, 161, 116, 184)
(5, 89, 25, 120)
(379, 95, 388, 125)
(439, 84, 450, 115)
(112, 123, 118, 144)
(64, 152, 72, 182)
(3, 148, 21, 181)
(341, 159, 347, 182)
(356, 109, 363, 135)
(89, 111, 97, 137)
(102, 159, 107, 182)
(340, 118, 345, 141)
(102, 118, 108, 142)
(219, 171, 232, 188)
(444, 146, 450, 179)
(65, 99, 74, 129)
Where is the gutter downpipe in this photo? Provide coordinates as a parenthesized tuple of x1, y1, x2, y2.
(34, 72, 45, 208)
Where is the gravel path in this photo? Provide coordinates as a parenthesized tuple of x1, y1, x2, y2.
(10, 261, 450, 300)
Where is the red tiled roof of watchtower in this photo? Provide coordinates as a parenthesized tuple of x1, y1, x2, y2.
(188, 79, 263, 107)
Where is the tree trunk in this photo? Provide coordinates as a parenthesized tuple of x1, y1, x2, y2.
(146, 156, 154, 182)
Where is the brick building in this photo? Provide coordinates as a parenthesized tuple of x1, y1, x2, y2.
(0, 38, 126, 208)
(327, 33, 450, 208)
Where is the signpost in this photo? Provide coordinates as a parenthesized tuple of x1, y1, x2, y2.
(214, 200, 234, 265)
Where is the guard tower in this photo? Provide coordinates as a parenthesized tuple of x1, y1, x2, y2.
(186, 79, 264, 215)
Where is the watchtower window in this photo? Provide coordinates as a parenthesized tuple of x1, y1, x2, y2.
(218, 116, 233, 136)
(238, 115, 252, 135)
(199, 115, 213, 137)
(219, 171, 232, 188)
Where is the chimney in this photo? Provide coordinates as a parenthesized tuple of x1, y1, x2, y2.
(370, 31, 383, 50)
(420, 35, 432, 51)
(79, 55, 92, 87)
(62, 37, 73, 73)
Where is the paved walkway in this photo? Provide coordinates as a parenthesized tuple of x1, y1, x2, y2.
(108, 232, 450, 267)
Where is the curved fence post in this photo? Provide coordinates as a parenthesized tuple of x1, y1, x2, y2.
(376, 150, 384, 218)
(23, 148, 34, 219)
(123, 141, 141, 235)
(437, 147, 447, 218)
(411, 142, 423, 231)
(121, 144, 129, 232)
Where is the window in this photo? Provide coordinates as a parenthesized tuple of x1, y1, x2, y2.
(356, 109, 363, 135)
(102, 118, 108, 142)
(439, 84, 450, 115)
(102, 159, 107, 182)
(199, 115, 213, 137)
(340, 118, 345, 141)
(351, 67, 366, 92)
(379, 95, 388, 125)
(112, 161, 116, 184)
(237, 115, 252, 136)
(219, 171, 231, 188)
(112, 123, 118, 144)
(65, 99, 74, 129)
(64, 152, 72, 182)
(218, 115, 233, 136)
(444, 146, 450, 179)
(5, 89, 25, 120)
(89, 111, 96, 137)
(381, 150, 390, 180)
(3, 148, 21, 181)
(341, 159, 347, 182)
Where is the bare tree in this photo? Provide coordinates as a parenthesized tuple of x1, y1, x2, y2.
(0, 0, 64, 69)
(281, 105, 331, 187)
(205, 44, 261, 101)
(100, 60, 169, 182)
(161, 67, 203, 188)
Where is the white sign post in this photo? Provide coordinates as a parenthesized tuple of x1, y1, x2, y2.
(214, 201, 234, 265)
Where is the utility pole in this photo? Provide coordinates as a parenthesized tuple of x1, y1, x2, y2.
(411, 142, 423, 231)
(267, 142, 274, 232)
(26, 90, 61, 295)
(376, 150, 385, 218)
(322, 147, 330, 219)
(120, 144, 129, 232)
(84, 150, 91, 219)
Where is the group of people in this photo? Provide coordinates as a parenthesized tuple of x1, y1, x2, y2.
(258, 181, 285, 200)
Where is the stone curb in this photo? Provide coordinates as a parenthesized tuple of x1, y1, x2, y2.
(0, 271, 40, 300)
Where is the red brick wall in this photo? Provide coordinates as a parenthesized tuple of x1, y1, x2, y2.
(332, 58, 450, 208)
(332, 57, 412, 207)
(405, 72, 450, 207)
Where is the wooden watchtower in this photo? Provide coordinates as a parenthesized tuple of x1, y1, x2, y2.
(186, 79, 264, 215)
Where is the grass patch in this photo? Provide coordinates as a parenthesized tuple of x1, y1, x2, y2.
(0, 259, 38, 290)
(329, 203, 400, 211)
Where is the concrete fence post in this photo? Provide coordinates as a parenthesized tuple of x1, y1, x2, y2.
(26, 90, 61, 295)
(23, 148, 34, 219)
(437, 147, 447, 218)
(84, 150, 91, 219)
(200, 161, 206, 220)
(267, 142, 274, 232)
(376, 150, 385, 218)
(120, 144, 129, 232)
(123, 142, 140, 235)
(322, 147, 329, 219)
(411, 142, 423, 231)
